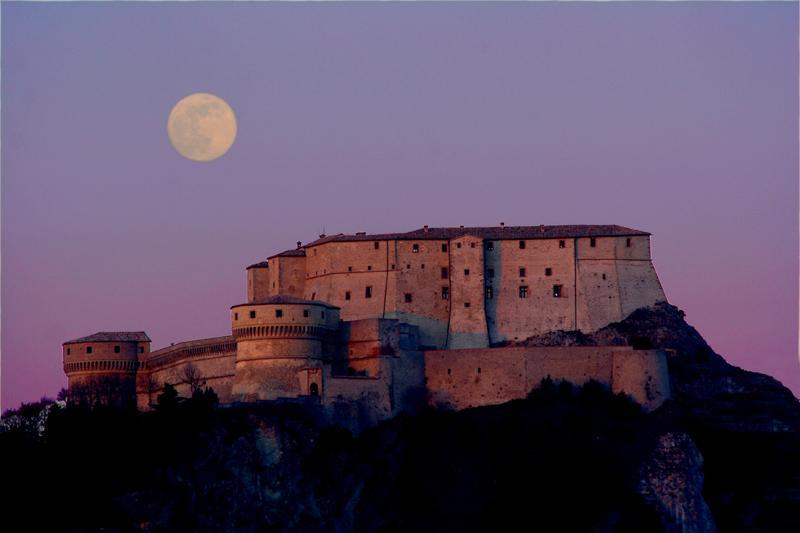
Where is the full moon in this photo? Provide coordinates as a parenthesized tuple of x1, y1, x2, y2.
(167, 93, 237, 162)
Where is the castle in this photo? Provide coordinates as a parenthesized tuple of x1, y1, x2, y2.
(63, 224, 672, 424)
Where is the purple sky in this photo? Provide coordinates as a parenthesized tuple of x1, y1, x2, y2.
(2, 2, 798, 410)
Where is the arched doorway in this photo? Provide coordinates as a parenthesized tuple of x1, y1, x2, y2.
(309, 382, 319, 396)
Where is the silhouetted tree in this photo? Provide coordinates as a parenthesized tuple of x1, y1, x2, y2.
(156, 383, 180, 411)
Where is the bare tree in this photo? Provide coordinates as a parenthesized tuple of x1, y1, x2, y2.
(179, 363, 206, 395)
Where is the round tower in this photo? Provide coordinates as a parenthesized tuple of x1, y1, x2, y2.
(62, 332, 150, 407)
(230, 295, 340, 402)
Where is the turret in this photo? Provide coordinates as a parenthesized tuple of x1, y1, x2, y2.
(230, 295, 340, 401)
(62, 331, 150, 407)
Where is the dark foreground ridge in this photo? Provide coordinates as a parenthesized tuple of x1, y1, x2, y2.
(3, 303, 799, 531)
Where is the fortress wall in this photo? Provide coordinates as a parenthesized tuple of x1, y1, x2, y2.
(424, 346, 670, 411)
(137, 353, 235, 410)
(576, 258, 623, 332)
(616, 260, 666, 317)
(305, 241, 391, 320)
(447, 235, 489, 348)
(489, 238, 577, 343)
(247, 265, 270, 302)
(269, 256, 306, 298)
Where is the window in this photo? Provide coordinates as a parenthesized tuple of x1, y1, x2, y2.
(86, 346, 93, 354)
(457, 242, 462, 249)
(365, 286, 373, 298)
(545, 267, 552, 277)
(602, 273, 606, 280)
(519, 267, 526, 277)
(412, 244, 419, 253)
(374, 241, 380, 249)
(114, 345, 120, 354)
(487, 268, 495, 279)
(626, 238, 632, 248)
(391, 264, 395, 269)
(311, 292, 316, 299)
(441, 267, 449, 279)
(250, 310, 256, 318)
(441, 243, 448, 252)
(275, 309, 283, 318)
(464, 302, 471, 308)
(348, 266, 353, 272)
(406, 264, 411, 269)
(67, 348, 71, 355)
(464, 269, 470, 276)
(234, 312, 239, 320)
(486, 241, 494, 251)
(345, 291, 351, 301)
(559, 240, 566, 249)
(519, 286, 528, 298)
(519, 240, 526, 249)
(322, 311, 326, 319)
(139, 346, 144, 354)
(442, 287, 449, 300)
(367, 265, 372, 271)
(303, 309, 309, 317)
(310, 382, 319, 396)
(477, 367, 482, 374)
(470, 242, 475, 248)
(421, 263, 425, 269)
(553, 284, 563, 298)
(486, 287, 493, 299)
(405, 293, 413, 303)
(590, 238, 596, 248)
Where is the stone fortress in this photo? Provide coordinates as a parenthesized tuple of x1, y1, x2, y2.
(63, 224, 672, 423)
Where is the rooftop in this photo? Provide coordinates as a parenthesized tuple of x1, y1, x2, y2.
(268, 248, 306, 260)
(305, 224, 649, 247)
(64, 331, 151, 344)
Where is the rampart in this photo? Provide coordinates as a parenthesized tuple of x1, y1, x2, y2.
(424, 345, 670, 411)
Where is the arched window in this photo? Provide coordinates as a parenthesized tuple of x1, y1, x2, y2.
(309, 383, 319, 396)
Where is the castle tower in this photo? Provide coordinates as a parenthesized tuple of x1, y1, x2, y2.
(230, 295, 340, 401)
(62, 332, 150, 407)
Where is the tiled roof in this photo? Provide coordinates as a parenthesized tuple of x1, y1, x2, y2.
(304, 225, 649, 247)
(231, 295, 339, 309)
(246, 261, 269, 269)
(64, 331, 151, 344)
(268, 248, 306, 260)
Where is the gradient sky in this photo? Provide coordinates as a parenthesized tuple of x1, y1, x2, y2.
(2, 2, 798, 410)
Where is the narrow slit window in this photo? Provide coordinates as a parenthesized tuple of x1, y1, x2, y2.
(374, 241, 380, 249)
(442, 287, 449, 300)
(412, 244, 419, 253)
(559, 240, 566, 249)
(464, 269, 470, 276)
(519, 267, 526, 278)
(345, 291, 351, 301)
(303, 309, 309, 317)
(275, 309, 283, 318)
(545, 267, 552, 276)
(626, 238, 631, 247)
(590, 238, 596, 248)
(441, 243, 448, 252)
(441, 267, 449, 279)
(365, 286, 373, 298)
(250, 310, 256, 319)
(114, 345, 120, 354)
(404, 293, 413, 303)
(553, 284, 563, 298)
(519, 240, 526, 249)
(519, 286, 528, 298)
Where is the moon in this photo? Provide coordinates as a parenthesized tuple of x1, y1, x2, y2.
(167, 93, 237, 162)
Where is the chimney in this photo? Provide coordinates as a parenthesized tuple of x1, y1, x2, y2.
(459, 225, 464, 229)
(319, 233, 326, 238)
(500, 222, 505, 228)
(423, 225, 429, 233)
(296, 241, 302, 249)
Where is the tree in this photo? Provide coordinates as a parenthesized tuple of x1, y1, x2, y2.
(156, 383, 180, 411)
(179, 363, 206, 395)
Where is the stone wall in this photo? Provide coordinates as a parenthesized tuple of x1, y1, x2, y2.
(300, 234, 665, 349)
(136, 336, 236, 410)
(424, 345, 670, 411)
